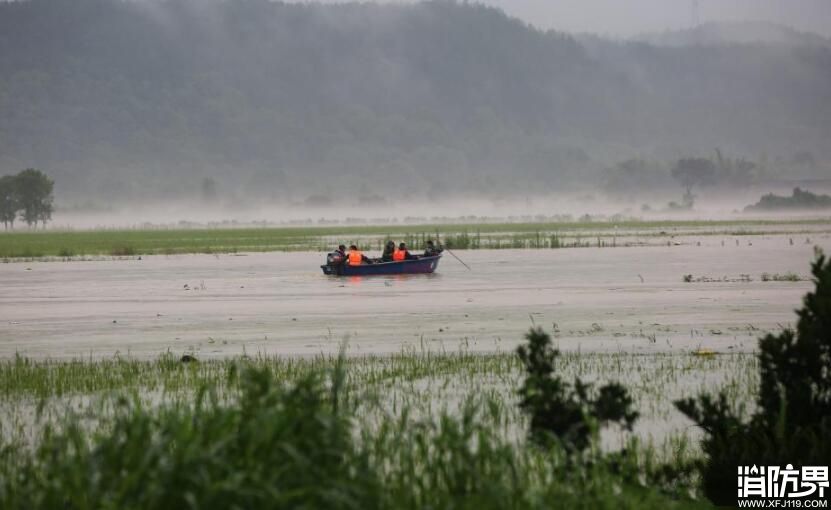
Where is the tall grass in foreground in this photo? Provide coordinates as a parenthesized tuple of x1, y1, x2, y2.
(0, 360, 708, 509)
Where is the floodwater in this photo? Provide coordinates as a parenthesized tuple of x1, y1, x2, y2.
(1, 234, 829, 360)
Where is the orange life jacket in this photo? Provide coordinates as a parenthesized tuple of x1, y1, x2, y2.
(393, 249, 406, 261)
(348, 250, 363, 265)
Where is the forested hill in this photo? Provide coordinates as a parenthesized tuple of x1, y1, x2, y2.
(1, 0, 829, 202)
(632, 20, 831, 48)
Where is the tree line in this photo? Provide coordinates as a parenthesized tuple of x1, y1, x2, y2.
(0, 169, 54, 229)
(601, 148, 796, 205)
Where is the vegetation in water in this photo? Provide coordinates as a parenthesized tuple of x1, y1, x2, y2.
(0, 352, 713, 509)
(0, 346, 764, 508)
(1, 218, 828, 259)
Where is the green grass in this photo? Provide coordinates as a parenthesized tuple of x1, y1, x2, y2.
(0, 218, 828, 258)
(0, 355, 716, 509)
(0, 351, 758, 456)
(0, 349, 760, 508)
(0, 351, 756, 404)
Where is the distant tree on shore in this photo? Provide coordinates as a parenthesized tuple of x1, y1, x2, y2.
(0, 175, 19, 230)
(601, 158, 671, 197)
(714, 148, 756, 188)
(4, 169, 55, 229)
(745, 187, 831, 211)
(672, 157, 716, 195)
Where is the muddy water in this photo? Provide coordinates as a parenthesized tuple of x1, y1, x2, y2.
(1, 235, 829, 359)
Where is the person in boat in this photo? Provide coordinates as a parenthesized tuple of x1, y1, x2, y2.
(326, 244, 347, 266)
(347, 244, 371, 265)
(423, 239, 443, 258)
(393, 242, 416, 261)
(381, 240, 396, 262)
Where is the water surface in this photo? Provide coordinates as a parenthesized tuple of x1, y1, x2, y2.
(1, 234, 827, 359)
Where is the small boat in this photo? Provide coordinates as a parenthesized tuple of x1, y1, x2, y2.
(321, 255, 442, 276)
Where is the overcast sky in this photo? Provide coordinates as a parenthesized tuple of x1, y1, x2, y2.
(296, 0, 831, 37)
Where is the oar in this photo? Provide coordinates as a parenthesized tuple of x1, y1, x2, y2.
(445, 247, 471, 271)
(434, 229, 471, 271)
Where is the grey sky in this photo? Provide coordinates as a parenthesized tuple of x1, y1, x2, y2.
(295, 0, 831, 37)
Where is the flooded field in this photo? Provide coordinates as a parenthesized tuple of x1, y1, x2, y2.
(1, 228, 828, 498)
(0, 350, 757, 459)
(2, 232, 828, 359)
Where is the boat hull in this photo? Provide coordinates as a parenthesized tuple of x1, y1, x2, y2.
(321, 255, 441, 276)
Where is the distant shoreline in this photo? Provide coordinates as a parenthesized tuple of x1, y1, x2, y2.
(2, 218, 829, 259)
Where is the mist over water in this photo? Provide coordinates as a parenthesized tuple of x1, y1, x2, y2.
(51, 186, 831, 230)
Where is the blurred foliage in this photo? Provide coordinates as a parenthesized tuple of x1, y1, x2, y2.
(517, 327, 638, 452)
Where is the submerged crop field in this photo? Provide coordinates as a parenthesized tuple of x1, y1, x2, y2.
(1, 217, 830, 258)
(0, 348, 757, 508)
(1, 232, 828, 508)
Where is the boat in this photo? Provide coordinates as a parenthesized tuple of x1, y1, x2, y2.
(321, 255, 442, 276)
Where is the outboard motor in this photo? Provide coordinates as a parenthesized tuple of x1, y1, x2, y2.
(323, 251, 346, 275)
(326, 252, 344, 266)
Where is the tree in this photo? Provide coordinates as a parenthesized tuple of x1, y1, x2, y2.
(15, 169, 54, 228)
(714, 148, 756, 188)
(0, 175, 19, 230)
(36, 198, 54, 228)
(517, 328, 638, 452)
(790, 150, 816, 169)
(602, 158, 670, 196)
(671, 157, 716, 195)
